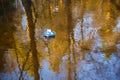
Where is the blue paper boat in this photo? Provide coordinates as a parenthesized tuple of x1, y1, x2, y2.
(43, 29, 55, 38)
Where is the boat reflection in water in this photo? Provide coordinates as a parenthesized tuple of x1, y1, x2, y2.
(43, 29, 56, 40)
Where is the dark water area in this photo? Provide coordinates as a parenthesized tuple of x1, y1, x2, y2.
(0, 0, 120, 80)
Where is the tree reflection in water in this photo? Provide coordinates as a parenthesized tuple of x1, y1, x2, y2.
(0, 0, 17, 72)
(0, 0, 120, 80)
